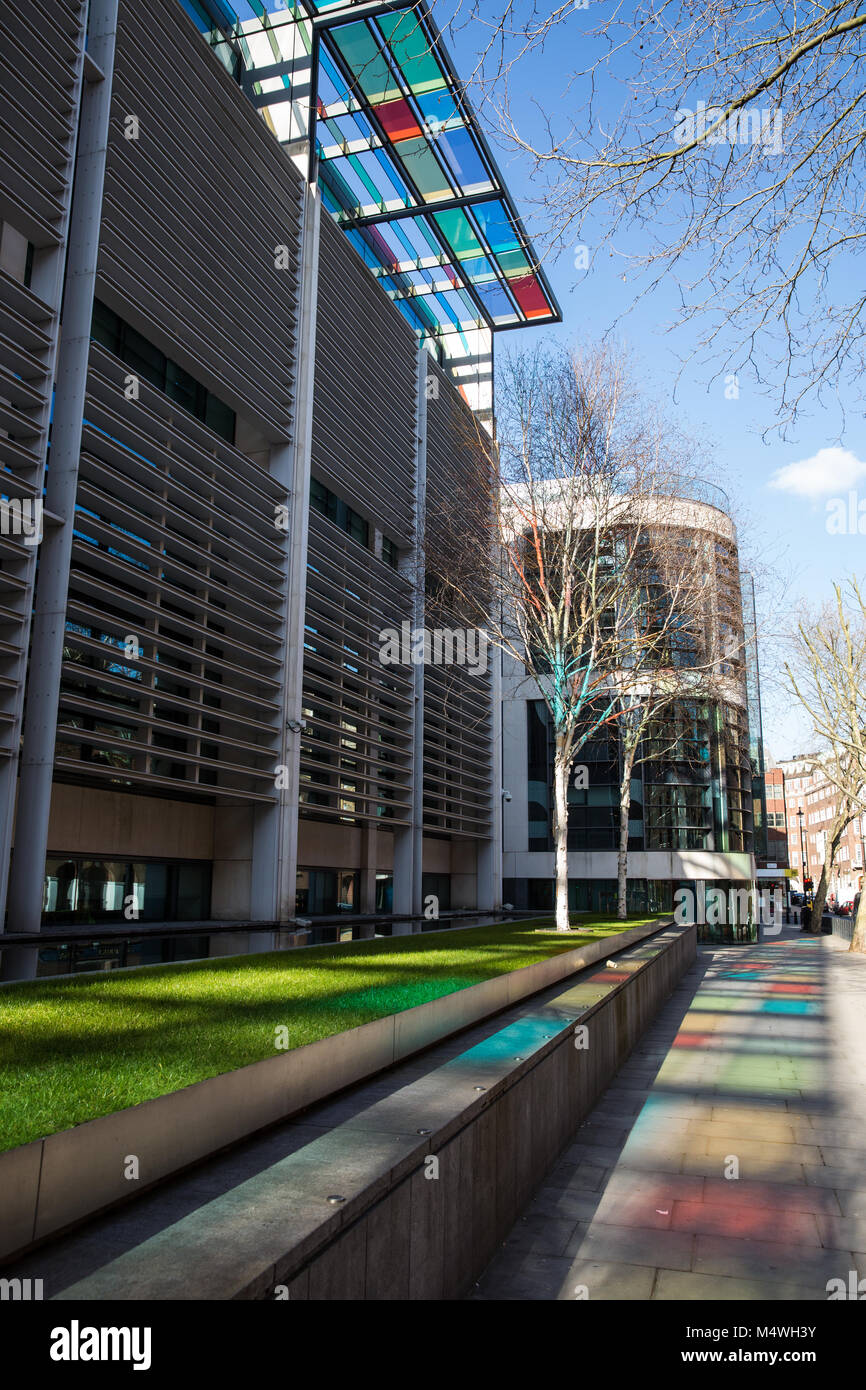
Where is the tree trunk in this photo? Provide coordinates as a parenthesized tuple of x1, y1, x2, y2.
(811, 818, 846, 932)
(553, 732, 571, 931)
(810, 864, 830, 932)
(617, 744, 635, 921)
(851, 890, 866, 954)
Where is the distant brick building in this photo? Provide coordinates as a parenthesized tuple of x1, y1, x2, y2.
(763, 766, 789, 866)
(778, 755, 866, 905)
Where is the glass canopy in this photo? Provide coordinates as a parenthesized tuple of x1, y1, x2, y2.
(181, 0, 561, 342)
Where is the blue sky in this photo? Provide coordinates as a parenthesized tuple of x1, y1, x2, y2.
(443, 5, 866, 761)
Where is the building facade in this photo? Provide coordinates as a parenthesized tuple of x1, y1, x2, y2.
(779, 755, 866, 905)
(0, 0, 559, 970)
(500, 483, 763, 941)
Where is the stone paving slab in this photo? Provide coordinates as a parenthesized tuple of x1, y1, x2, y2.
(471, 928, 866, 1301)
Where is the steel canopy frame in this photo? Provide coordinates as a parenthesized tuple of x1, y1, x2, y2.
(181, 0, 562, 337)
(306, 0, 560, 332)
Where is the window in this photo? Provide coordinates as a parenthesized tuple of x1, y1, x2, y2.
(309, 477, 370, 549)
(41, 856, 211, 923)
(381, 536, 399, 569)
(295, 867, 360, 915)
(91, 301, 235, 443)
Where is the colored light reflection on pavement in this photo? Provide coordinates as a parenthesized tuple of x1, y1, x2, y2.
(472, 929, 866, 1302)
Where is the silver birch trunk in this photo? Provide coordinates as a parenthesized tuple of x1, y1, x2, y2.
(553, 732, 571, 931)
(617, 744, 635, 920)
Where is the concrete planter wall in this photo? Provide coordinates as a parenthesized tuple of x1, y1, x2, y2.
(55, 920, 696, 1301)
(0, 917, 670, 1262)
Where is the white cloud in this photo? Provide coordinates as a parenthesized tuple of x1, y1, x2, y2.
(768, 447, 866, 499)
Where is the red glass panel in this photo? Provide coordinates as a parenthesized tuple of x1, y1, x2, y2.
(376, 97, 423, 143)
(509, 273, 551, 320)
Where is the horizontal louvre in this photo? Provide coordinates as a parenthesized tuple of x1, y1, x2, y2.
(0, 0, 84, 765)
(0, 0, 84, 246)
(98, 0, 303, 436)
(301, 515, 415, 827)
(312, 215, 417, 543)
(57, 345, 292, 803)
(423, 359, 493, 837)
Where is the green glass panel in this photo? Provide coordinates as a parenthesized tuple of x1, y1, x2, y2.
(498, 246, 533, 278)
(396, 137, 452, 199)
(333, 24, 400, 104)
(377, 12, 448, 96)
(432, 208, 484, 258)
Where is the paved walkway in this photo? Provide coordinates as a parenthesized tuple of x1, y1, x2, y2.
(471, 925, 866, 1300)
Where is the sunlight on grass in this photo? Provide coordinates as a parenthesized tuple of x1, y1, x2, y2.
(0, 914, 660, 1151)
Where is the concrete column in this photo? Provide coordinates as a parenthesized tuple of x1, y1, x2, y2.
(393, 345, 427, 917)
(272, 183, 320, 924)
(4, 2, 118, 958)
(0, 16, 89, 932)
(360, 825, 377, 914)
(249, 432, 292, 922)
(477, 639, 502, 911)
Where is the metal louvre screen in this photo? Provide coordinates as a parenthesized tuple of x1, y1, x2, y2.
(99, 0, 303, 435)
(301, 214, 419, 827)
(0, 0, 86, 770)
(57, 0, 304, 805)
(312, 213, 417, 540)
(422, 358, 493, 839)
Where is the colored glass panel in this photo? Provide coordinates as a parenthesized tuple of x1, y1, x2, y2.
(473, 280, 519, 322)
(332, 24, 400, 105)
(509, 274, 552, 319)
(471, 199, 520, 255)
(432, 208, 483, 259)
(498, 245, 533, 278)
(370, 145, 412, 204)
(376, 12, 448, 96)
(377, 97, 422, 142)
(459, 254, 499, 285)
(435, 126, 492, 193)
(415, 89, 459, 132)
(394, 137, 452, 200)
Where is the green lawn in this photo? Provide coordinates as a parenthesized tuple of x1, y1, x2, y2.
(0, 914, 659, 1152)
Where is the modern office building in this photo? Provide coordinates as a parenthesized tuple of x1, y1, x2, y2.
(499, 482, 763, 941)
(0, 0, 560, 964)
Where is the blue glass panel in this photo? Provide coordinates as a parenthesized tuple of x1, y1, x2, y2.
(472, 199, 519, 255)
(460, 254, 499, 284)
(415, 90, 459, 131)
(435, 126, 492, 192)
(473, 280, 518, 320)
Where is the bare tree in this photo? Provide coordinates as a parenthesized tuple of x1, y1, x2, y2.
(785, 579, 866, 951)
(442, 341, 722, 931)
(443, 0, 866, 430)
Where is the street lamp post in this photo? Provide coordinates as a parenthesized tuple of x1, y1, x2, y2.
(798, 807, 810, 905)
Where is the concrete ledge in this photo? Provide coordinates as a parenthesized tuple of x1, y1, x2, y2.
(54, 921, 695, 1300)
(0, 916, 671, 1261)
